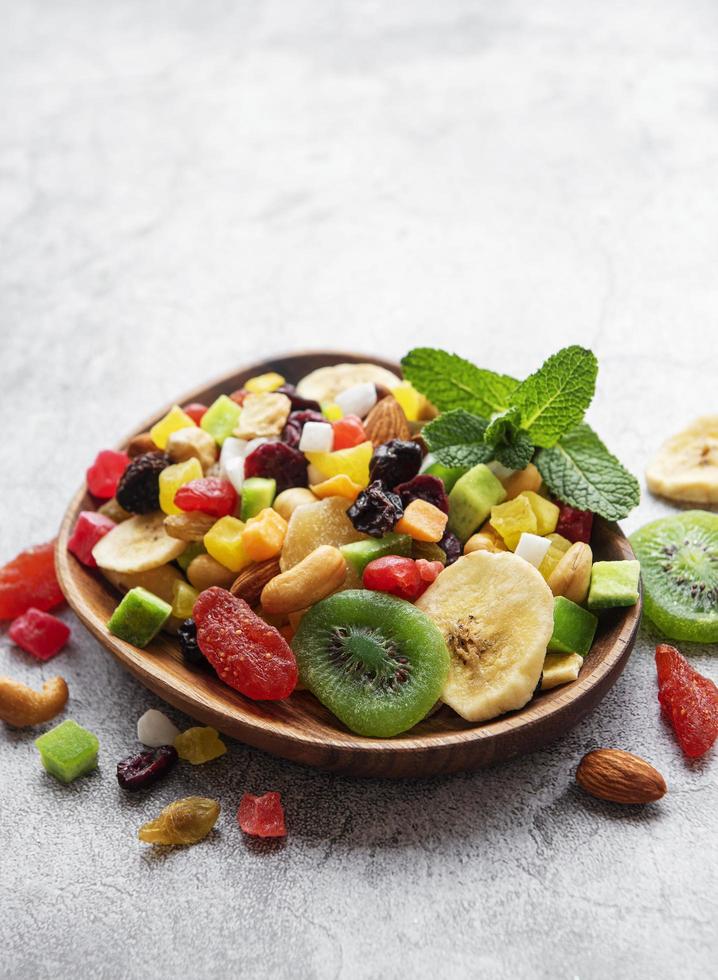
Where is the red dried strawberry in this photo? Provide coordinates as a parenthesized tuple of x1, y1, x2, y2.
(194, 587, 297, 700)
(655, 644, 718, 758)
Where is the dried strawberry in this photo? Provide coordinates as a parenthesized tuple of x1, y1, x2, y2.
(556, 504, 594, 544)
(0, 541, 64, 620)
(238, 791, 287, 838)
(244, 442, 308, 494)
(655, 644, 718, 758)
(194, 587, 297, 700)
(174, 478, 238, 517)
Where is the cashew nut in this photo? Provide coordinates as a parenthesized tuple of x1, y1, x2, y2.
(234, 393, 292, 439)
(166, 427, 217, 472)
(547, 542, 593, 603)
(261, 545, 347, 614)
(0, 676, 69, 727)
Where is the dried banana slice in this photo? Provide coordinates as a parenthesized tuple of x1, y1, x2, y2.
(415, 550, 554, 722)
(295, 363, 401, 403)
(92, 512, 185, 573)
(646, 416, 718, 504)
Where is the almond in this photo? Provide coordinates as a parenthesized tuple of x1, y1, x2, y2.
(576, 748, 667, 804)
(363, 396, 411, 447)
(230, 558, 281, 607)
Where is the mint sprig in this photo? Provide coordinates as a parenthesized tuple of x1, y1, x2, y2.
(404, 345, 639, 520)
(535, 424, 640, 520)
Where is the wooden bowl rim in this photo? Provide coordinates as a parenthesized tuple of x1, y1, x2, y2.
(55, 350, 642, 769)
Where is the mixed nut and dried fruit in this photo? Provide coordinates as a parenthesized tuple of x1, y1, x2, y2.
(0, 346, 716, 838)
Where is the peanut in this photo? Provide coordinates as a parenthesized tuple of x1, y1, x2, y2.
(273, 487, 317, 522)
(0, 676, 68, 727)
(127, 432, 159, 458)
(166, 426, 217, 472)
(547, 542, 593, 603)
(500, 463, 542, 499)
(261, 545, 347, 615)
(164, 512, 217, 541)
(187, 553, 236, 590)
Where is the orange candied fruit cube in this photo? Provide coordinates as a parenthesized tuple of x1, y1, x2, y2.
(395, 499, 448, 543)
(242, 508, 288, 561)
(310, 474, 363, 501)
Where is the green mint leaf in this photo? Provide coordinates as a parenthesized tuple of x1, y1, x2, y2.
(494, 430, 534, 470)
(422, 409, 494, 468)
(402, 348, 518, 417)
(510, 346, 598, 448)
(484, 406, 522, 445)
(535, 423, 640, 520)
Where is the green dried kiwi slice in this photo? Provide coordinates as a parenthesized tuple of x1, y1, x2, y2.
(630, 510, 718, 642)
(292, 591, 449, 737)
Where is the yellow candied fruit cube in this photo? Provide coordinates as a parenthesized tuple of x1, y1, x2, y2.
(321, 402, 343, 422)
(490, 495, 537, 550)
(390, 381, 423, 422)
(305, 440, 373, 488)
(519, 490, 559, 536)
(538, 533, 572, 580)
(204, 516, 252, 572)
(150, 405, 197, 450)
(310, 474, 363, 501)
(171, 580, 199, 620)
(242, 508, 288, 561)
(244, 372, 285, 395)
(159, 458, 203, 515)
(395, 499, 448, 542)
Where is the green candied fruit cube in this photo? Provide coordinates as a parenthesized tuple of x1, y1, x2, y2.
(423, 461, 467, 493)
(107, 587, 171, 647)
(240, 477, 277, 521)
(177, 540, 206, 573)
(587, 560, 641, 610)
(200, 395, 242, 446)
(340, 533, 413, 577)
(548, 596, 598, 657)
(35, 719, 99, 783)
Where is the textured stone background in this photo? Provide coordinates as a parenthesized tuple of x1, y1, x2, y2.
(1, 1, 717, 978)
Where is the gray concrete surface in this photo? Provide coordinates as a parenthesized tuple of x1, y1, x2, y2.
(1, 1, 717, 977)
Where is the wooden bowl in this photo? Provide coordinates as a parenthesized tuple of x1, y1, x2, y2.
(56, 352, 641, 778)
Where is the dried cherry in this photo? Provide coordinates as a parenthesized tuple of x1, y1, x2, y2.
(244, 442, 308, 494)
(395, 474, 449, 514)
(556, 504, 594, 544)
(363, 556, 427, 601)
(174, 478, 238, 517)
(276, 384, 322, 413)
(655, 644, 718, 758)
(439, 529, 461, 565)
(369, 440, 423, 489)
(178, 618, 208, 668)
(194, 587, 297, 699)
(117, 745, 178, 791)
(347, 480, 404, 537)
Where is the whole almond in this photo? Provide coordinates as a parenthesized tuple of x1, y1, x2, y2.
(576, 749, 667, 804)
(230, 558, 281, 607)
(127, 432, 159, 458)
(363, 396, 411, 447)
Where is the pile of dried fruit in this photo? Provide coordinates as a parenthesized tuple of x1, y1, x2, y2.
(63, 349, 647, 737)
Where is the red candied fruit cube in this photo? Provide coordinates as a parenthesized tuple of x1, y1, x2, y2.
(332, 415, 367, 451)
(363, 555, 434, 602)
(238, 792, 286, 838)
(86, 449, 130, 499)
(0, 541, 64, 620)
(67, 511, 116, 567)
(182, 402, 208, 425)
(174, 478, 238, 518)
(655, 644, 718, 758)
(229, 389, 248, 406)
(416, 558, 443, 585)
(556, 503, 594, 543)
(10, 608, 70, 660)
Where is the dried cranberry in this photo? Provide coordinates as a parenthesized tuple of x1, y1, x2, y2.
(244, 442, 308, 494)
(116, 452, 171, 514)
(656, 644, 718, 758)
(116, 745, 178, 791)
(395, 474, 449, 514)
(439, 529, 461, 565)
(347, 480, 404, 537)
(281, 410, 326, 449)
(556, 504, 594, 543)
(275, 384, 321, 413)
(178, 618, 208, 668)
(369, 440, 423, 489)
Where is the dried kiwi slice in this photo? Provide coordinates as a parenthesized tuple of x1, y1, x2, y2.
(292, 591, 449, 737)
(630, 510, 718, 642)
